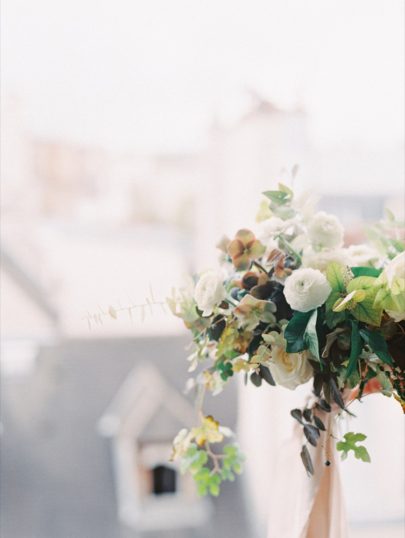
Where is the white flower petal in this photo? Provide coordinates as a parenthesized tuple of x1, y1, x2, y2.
(283, 268, 331, 312)
(308, 211, 344, 250)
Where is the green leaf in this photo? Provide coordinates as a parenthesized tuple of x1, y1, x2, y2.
(359, 329, 393, 365)
(347, 275, 377, 292)
(278, 182, 293, 196)
(351, 295, 383, 326)
(262, 190, 290, 205)
(304, 309, 320, 361)
(325, 263, 348, 327)
(326, 262, 347, 293)
(346, 278, 382, 325)
(347, 320, 362, 377)
(197, 484, 207, 496)
(351, 266, 382, 278)
(344, 432, 367, 442)
(284, 310, 313, 353)
(336, 432, 370, 463)
(354, 445, 371, 463)
(373, 286, 396, 311)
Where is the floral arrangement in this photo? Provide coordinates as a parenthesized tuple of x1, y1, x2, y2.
(168, 183, 405, 496)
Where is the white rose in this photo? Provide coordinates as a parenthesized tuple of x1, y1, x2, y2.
(346, 244, 380, 267)
(308, 211, 344, 250)
(270, 346, 312, 390)
(284, 268, 332, 312)
(302, 246, 349, 272)
(194, 270, 226, 316)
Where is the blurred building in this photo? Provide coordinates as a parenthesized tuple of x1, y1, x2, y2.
(1, 92, 404, 538)
(0, 336, 250, 538)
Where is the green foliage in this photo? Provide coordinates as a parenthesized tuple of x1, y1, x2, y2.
(194, 468, 221, 496)
(351, 266, 382, 278)
(359, 328, 394, 366)
(180, 445, 209, 474)
(284, 310, 313, 353)
(263, 190, 291, 205)
(180, 443, 244, 497)
(351, 294, 382, 326)
(325, 263, 348, 327)
(262, 183, 293, 206)
(304, 309, 320, 361)
(284, 309, 323, 362)
(336, 433, 371, 463)
(325, 263, 384, 327)
(262, 183, 296, 219)
(347, 276, 381, 324)
(347, 320, 362, 378)
(170, 185, 405, 496)
(326, 262, 347, 294)
(217, 360, 234, 381)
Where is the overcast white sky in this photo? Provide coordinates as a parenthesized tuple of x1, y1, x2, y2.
(2, 0, 404, 152)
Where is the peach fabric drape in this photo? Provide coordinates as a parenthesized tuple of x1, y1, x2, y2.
(267, 414, 349, 538)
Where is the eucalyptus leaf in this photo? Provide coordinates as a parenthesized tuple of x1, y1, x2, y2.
(313, 415, 326, 431)
(250, 371, 262, 387)
(259, 364, 276, 386)
(330, 378, 345, 410)
(300, 445, 314, 476)
(317, 399, 331, 413)
(303, 424, 320, 447)
(291, 409, 303, 424)
(313, 374, 323, 397)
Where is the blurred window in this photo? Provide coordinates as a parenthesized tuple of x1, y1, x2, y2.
(152, 464, 177, 495)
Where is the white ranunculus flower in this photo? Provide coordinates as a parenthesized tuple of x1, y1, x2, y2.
(346, 244, 380, 267)
(308, 211, 344, 250)
(270, 346, 312, 390)
(194, 270, 226, 316)
(283, 268, 332, 312)
(302, 246, 349, 272)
